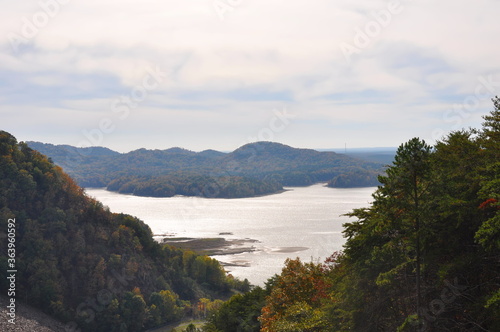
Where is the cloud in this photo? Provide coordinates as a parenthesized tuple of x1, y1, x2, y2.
(0, 0, 499, 151)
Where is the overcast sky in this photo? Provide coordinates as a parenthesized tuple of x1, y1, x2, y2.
(1, 0, 499, 152)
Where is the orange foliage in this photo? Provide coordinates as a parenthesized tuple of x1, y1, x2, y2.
(259, 258, 330, 331)
(479, 198, 499, 210)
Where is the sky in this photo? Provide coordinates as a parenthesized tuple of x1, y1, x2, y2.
(1, 0, 500, 153)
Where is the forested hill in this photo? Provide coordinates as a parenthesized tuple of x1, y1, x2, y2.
(27, 141, 383, 198)
(0, 131, 249, 332)
(27, 141, 120, 159)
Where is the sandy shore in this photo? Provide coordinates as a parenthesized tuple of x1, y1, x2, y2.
(269, 246, 309, 253)
(157, 235, 310, 269)
(159, 236, 259, 256)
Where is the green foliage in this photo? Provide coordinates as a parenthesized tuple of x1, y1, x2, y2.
(207, 101, 500, 331)
(107, 173, 283, 198)
(148, 290, 183, 325)
(0, 132, 242, 331)
(334, 125, 499, 330)
(183, 323, 203, 332)
(270, 302, 327, 331)
(328, 167, 380, 188)
(205, 286, 267, 332)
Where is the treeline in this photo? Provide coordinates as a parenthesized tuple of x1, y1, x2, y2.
(27, 141, 385, 198)
(203, 98, 500, 331)
(327, 167, 380, 188)
(107, 173, 283, 198)
(0, 131, 248, 332)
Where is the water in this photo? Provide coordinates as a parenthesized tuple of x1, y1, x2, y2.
(85, 184, 375, 286)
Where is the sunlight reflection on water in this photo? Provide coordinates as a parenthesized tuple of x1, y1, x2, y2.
(86, 184, 375, 285)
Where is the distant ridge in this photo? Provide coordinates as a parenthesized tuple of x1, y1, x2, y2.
(318, 147, 397, 165)
(27, 141, 120, 157)
(319, 147, 397, 153)
(27, 140, 385, 197)
(163, 147, 196, 155)
(199, 149, 227, 158)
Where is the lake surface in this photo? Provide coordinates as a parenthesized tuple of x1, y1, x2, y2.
(85, 184, 375, 286)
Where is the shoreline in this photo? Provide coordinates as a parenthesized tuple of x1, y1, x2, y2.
(158, 236, 260, 256)
(157, 236, 311, 269)
(87, 187, 290, 199)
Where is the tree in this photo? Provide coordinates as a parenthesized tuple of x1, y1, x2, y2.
(206, 287, 267, 332)
(149, 290, 182, 323)
(259, 258, 330, 331)
(481, 96, 500, 150)
(378, 138, 433, 317)
(338, 138, 434, 330)
(476, 96, 500, 253)
(120, 292, 147, 332)
(475, 97, 500, 323)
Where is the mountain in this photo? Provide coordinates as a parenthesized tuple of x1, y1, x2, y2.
(198, 149, 227, 159)
(228, 142, 350, 169)
(27, 141, 121, 158)
(27, 141, 384, 198)
(1, 131, 248, 332)
(223, 141, 380, 173)
(163, 147, 196, 155)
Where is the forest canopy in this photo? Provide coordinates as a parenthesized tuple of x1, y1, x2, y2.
(0, 132, 248, 332)
(204, 98, 500, 331)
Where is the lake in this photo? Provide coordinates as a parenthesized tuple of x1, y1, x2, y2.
(85, 184, 375, 286)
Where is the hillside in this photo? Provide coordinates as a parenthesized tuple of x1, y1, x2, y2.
(0, 131, 247, 332)
(27, 141, 120, 158)
(27, 141, 383, 198)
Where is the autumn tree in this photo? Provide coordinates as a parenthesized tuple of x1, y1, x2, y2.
(259, 258, 330, 331)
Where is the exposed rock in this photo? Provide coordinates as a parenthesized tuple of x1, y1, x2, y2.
(0, 295, 66, 332)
